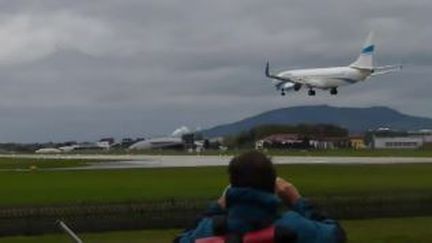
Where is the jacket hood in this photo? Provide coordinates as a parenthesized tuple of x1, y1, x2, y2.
(226, 187, 280, 233)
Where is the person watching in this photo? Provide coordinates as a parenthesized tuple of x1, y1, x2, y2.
(174, 151, 346, 243)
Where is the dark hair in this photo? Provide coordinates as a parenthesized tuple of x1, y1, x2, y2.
(228, 151, 276, 193)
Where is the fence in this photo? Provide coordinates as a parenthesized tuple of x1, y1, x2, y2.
(0, 193, 432, 236)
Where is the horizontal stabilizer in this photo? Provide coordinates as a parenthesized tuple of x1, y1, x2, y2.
(372, 64, 403, 76)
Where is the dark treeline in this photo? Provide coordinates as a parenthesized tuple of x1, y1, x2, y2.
(224, 124, 348, 148)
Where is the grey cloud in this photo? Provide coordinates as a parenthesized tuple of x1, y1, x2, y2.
(0, 0, 431, 142)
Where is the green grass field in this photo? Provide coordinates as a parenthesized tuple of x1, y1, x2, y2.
(1, 162, 432, 206)
(0, 157, 99, 170)
(0, 158, 431, 241)
(0, 217, 430, 243)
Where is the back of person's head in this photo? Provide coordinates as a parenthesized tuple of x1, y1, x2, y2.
(228, 151, 276, 193)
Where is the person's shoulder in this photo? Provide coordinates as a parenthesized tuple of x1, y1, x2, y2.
(274, 212, 343, 243)
(275, 210, 304, 225)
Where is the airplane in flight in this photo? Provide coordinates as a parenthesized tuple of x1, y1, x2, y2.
(265, 32, 402, 96)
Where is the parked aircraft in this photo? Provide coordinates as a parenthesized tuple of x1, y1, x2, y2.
(128, 137, 183, 150)
(128, 126, 190, 150)
(265, 32, 402, 96)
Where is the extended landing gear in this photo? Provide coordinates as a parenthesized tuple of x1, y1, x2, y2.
(280, 89, 286, 96)
(308, 89, 316, 96)
(330, 88, 338, 95)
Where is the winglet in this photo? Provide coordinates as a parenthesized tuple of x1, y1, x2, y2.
(265, 61, 270, 77)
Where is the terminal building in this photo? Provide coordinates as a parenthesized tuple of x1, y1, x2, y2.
(371, 136, 424, 149)
(255, 129, 432, 150)
(255, 133, 351, 150)
(370, 129, 432, 149)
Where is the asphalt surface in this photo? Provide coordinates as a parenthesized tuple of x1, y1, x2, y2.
(1, 154, 432, 170)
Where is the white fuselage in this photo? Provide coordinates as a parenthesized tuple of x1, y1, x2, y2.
(266, 32, 401, 95)
(277, 66, 371, 89)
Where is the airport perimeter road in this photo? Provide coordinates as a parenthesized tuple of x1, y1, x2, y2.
(1, 154, 432, 170)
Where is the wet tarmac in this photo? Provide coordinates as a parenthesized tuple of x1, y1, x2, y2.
(1, 154, 432, 170)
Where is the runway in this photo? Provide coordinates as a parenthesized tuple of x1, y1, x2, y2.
(1, 154, 432, 170)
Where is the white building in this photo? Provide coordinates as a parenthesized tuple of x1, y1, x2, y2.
(409, 130, 432, 143)
(372, 135, 424, 149)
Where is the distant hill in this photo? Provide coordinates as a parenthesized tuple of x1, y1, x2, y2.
(202, 105, 432, 137)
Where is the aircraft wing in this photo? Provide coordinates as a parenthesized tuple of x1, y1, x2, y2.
(371, 64, 403, 76)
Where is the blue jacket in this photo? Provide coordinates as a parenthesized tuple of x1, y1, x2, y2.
(175, 187, 345, 243)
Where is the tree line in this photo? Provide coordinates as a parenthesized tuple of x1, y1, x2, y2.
(224, 124, 348, 148)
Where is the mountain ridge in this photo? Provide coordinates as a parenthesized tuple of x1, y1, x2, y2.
(202, 105, 432, 137)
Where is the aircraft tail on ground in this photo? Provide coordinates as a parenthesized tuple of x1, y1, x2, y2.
(350, 32, 374, 70)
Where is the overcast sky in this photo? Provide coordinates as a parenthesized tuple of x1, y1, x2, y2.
(0, 0, 431, 142)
